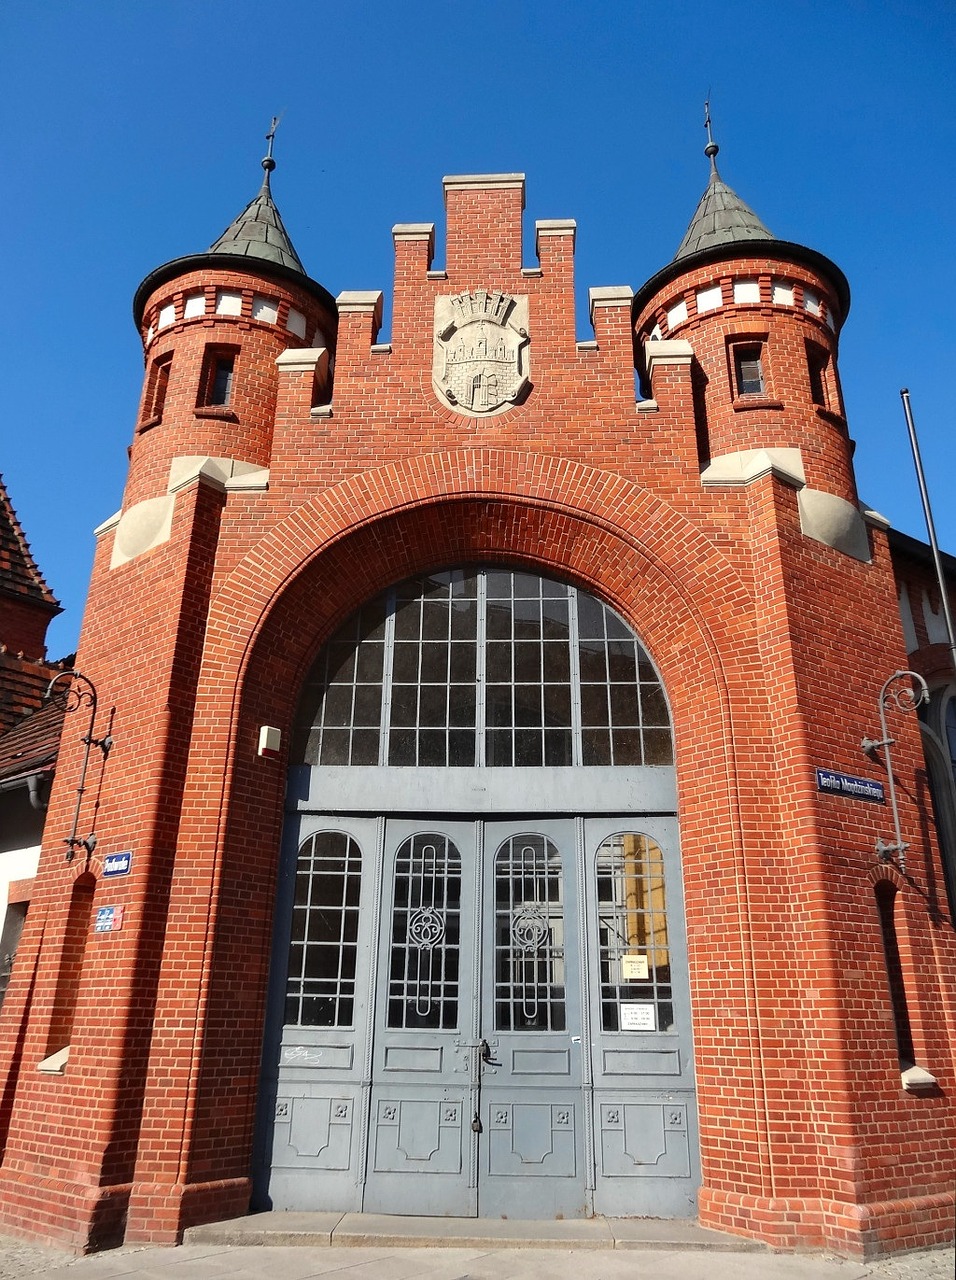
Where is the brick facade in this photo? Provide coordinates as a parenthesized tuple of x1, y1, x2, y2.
(0, 169, 952, 1258)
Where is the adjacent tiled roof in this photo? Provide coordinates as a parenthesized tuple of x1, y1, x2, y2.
(0, 696, 65, 784)
(0, 474, 59, 610)
(207, 161, 307, 275)
(674, 157, 773, 260)
(0, 652, 72, 734)
(888, 527, 956, 582)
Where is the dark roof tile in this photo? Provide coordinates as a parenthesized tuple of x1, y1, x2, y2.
(674, 163, 773, 261)
(0, 697, 65, 782)
(0, 651, 72, 734)
(208, 166, 306, 275)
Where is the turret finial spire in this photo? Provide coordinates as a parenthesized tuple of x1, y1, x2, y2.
(261, 114, 281, 188)
(200, 114, 306, 274)
(672, 106, 774, 259)
(703, 99, 720, 173)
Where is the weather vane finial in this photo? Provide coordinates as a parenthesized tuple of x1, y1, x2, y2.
(703, 98, 720, 172)
(262, 114, 283, 182)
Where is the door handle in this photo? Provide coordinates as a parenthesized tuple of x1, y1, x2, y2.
(478, 1038, 500, 1068)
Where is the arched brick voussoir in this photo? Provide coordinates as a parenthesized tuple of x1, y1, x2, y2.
(212, 448, 758, 691)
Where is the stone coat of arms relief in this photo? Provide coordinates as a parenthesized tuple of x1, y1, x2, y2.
(433, 290, 530, 415)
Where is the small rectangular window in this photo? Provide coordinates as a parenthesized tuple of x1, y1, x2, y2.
(210, 357, 234, 405)
(807, 342, 829, 407)
(143, 353, 172, 424)
(734, 344, 765, 396)
(198, 346, 238, 408)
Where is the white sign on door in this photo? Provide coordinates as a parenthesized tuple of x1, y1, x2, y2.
(621, 953, 649, 981)
(620, 1001, 656, 1031)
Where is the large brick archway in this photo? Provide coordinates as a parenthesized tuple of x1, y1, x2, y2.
(124, 449, 777, 1240)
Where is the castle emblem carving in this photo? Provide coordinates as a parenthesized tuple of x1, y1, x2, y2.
(433, 291, 529, 416)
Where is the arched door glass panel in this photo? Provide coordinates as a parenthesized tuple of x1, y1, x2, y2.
(285, 831, 362, 1028)
(387, 833, 462, 1030)
(494, 834, 565, 1031)
(595, 832, 673, 1032)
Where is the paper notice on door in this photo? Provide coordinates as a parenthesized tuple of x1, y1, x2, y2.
(621, 953, 649, 981)
(620, 1002, 656, 1031)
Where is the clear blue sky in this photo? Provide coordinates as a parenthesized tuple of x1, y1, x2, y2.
(2, 1, 954, 657)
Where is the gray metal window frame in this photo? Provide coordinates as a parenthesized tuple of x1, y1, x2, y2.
(294, 567, 673, 771)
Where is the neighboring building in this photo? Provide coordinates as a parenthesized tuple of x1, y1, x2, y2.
(0, 477, 69, 1006)
(0, 142, 953, 1259)
(890, 530, 956, 920)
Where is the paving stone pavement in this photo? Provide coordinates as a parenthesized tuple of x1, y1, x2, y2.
(0, 1236, 953, 1280)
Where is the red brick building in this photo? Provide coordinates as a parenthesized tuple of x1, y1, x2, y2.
(0, 143, 953, 1258)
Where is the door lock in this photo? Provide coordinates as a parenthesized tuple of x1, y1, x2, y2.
(455, 1037, 497, 1060)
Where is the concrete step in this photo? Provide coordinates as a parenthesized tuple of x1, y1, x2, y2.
(184, 1211, 765, 1252)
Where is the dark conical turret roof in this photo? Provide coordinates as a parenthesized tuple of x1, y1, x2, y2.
(207, 157, 307, 274)
(674, 146, 774, 259)
(133, 144, 335, 326)
(632, 131, 850, 325)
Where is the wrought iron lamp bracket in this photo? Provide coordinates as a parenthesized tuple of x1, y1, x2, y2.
(861, 670, 929, 873)
(45, 670, 111, 864)
(83, 731, 113, 759)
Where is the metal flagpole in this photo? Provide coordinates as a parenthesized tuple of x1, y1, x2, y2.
(900, 388, 956, 678)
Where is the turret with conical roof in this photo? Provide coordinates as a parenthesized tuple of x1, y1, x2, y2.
(124, 135, 337, 510)
(633, 123, 859, 531)
(133, 135, 333, 325)
(634, 129, 850, 324)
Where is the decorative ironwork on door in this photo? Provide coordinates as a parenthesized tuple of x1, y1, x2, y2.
(494, 834, 565, 1031)
(388, 834, 462, 1029)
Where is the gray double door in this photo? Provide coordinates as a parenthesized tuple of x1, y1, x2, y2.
(264, 811, 698, 1219)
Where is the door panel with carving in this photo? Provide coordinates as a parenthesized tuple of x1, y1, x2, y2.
(262, 816, 379, 1212)
(363, 821, 478, 1214)
(478, 824, 585, 1218)
(585, 817, 699, 1216)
